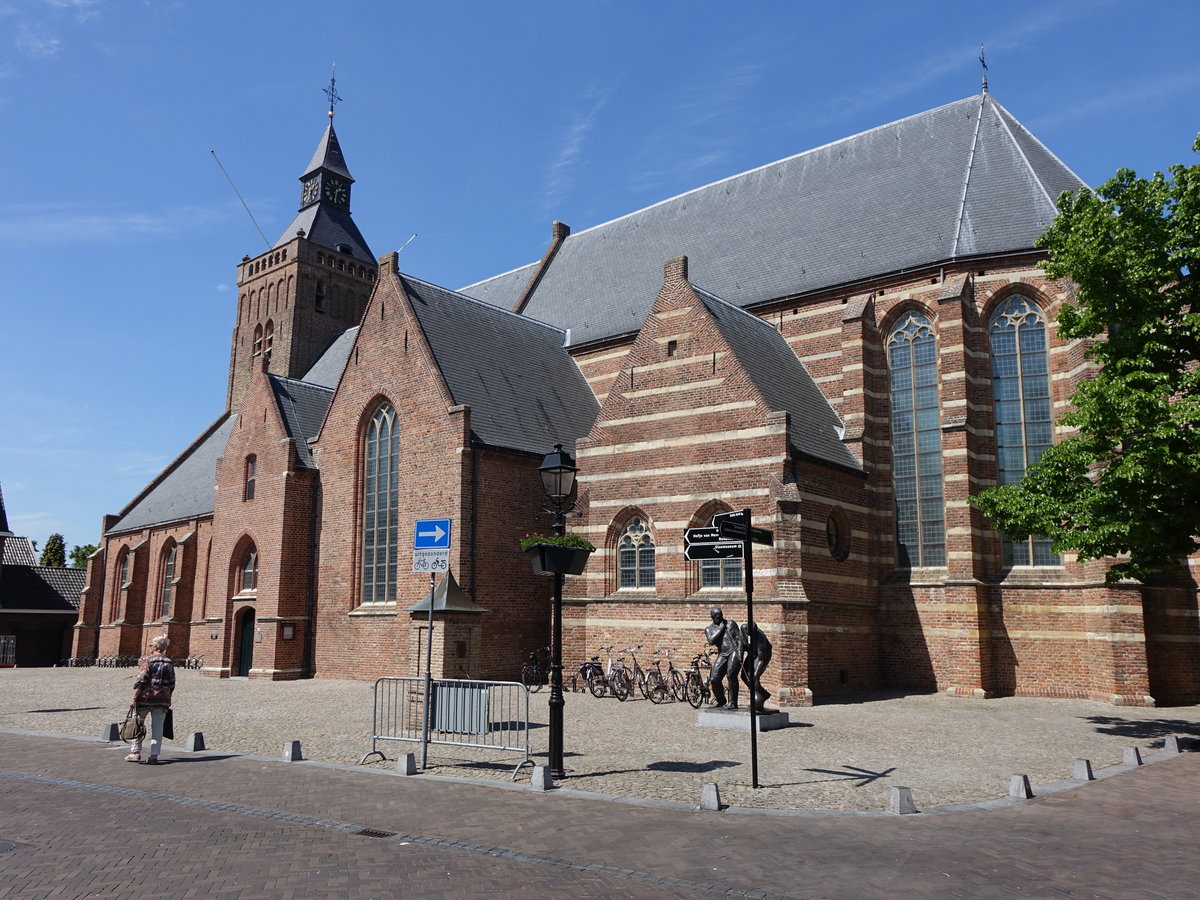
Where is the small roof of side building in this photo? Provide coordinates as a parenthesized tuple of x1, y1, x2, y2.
(461, 94, 1086, 345)
(2, 536, 38, 567)
(399, 273, 600, 455)
(693, 286, 861, 473)
(0, 564, 85, 612)
(269, 376, 334, 468)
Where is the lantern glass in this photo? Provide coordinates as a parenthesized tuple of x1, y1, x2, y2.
(538, 444, 577, 501)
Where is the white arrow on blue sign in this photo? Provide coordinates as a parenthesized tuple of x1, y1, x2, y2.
(414, 518, 452, 549)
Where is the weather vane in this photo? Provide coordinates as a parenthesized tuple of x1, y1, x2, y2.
(979, 44, 989, 94)
(323, 63, 343, 119)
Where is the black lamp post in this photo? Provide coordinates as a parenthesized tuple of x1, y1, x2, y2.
(538, 443, 578, 779)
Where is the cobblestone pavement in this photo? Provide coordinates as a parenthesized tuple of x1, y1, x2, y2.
(0, 729, 1198, 898)
(4, 668, 1200, 812)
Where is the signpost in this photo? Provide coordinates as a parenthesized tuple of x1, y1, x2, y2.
(686, 508, 773, 789)
(414, 517, 452, 769)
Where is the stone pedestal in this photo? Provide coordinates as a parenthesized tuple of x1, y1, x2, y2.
(696, 707, 790, 731)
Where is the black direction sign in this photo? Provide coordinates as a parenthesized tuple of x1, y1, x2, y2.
(713, 510, 774, 546)
(683, 527, 721, 547)
(684, 541, 744, 561)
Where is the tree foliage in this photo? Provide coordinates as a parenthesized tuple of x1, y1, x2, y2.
(69, 544, 98, 569)
(973, 135, 1200, 583)
(39, 533, 67, 568)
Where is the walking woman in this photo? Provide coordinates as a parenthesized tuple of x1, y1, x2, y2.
(125, 635, 175, 764)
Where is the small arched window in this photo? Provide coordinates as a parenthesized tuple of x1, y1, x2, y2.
(990, 295, 1058, 566)
(159, 543, 178, 619)
(252, 323, 264, 356)
(888, 311, 945, 567)
(244, 455, 256, 501)
(618, 517, 656, 589)
(700, 513, 742, 588)
(240, 545, 258, 593)
(263, 320, 274, 355)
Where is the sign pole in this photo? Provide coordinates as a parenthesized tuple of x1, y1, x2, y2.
(741, 508, 760, 789)
(421, 571, 434, 770)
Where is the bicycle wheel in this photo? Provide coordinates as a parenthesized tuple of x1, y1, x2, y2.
(685, 674, 705, 709)
(611, 671, 631, 701)
(669, 670, 685, 702)
(646, 671, 668, 704)
(589, 675, 608, 698)
(521, 665, 543, 692)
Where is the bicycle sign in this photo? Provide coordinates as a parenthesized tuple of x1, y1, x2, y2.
(412, 518, 452, 573)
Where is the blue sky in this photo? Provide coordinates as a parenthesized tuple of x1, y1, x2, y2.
(1, 0, 1197, 556)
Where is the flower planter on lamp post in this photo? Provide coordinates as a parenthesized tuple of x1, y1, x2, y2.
(524, 542, 593, 576)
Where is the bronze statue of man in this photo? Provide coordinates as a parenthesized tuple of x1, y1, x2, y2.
(739, 621, 774, 712)
(704, 607, 742, 709)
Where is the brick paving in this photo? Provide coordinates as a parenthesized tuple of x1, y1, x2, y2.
(1, 730, 1198, 898)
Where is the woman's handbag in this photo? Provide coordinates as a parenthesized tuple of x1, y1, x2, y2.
(119, 707, 145, 742)
(163, 708, 174, 740)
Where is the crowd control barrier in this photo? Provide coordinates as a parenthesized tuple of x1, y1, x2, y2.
(359, 676, 532, 778)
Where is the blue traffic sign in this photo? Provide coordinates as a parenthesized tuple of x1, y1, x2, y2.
(413, 518, 452, 549)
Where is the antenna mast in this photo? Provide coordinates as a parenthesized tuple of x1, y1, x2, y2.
(210, 149, 271, 250)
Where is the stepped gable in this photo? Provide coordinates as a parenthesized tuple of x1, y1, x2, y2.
(399, 273, 600, 454)
(462, 93, 1085, 345)
(106, 416, 235, 535)
(0, 564, 84, 611)
(693, 286, 861, 473)
(268, 376, 334, 469)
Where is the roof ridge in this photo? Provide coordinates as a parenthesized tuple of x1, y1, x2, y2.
(401, 271, 568, 338)
(989, 96, 1075, 211)
(951, 93, 989, 258)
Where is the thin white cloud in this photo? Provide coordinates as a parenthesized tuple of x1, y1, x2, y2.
(541, 90, 608, 213)
(1027, 68, 1200, 132)
(45, 0, 102, 20)
(15, 24, 61, 57)
(0, 202, 232, 243)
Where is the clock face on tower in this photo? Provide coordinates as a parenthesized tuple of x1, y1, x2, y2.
(323, 177, 348, 206)
(301, 179, 320, 206)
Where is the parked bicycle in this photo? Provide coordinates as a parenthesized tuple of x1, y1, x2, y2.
(625, 645, 668, 704)
(684, 649, 716, 708)
(657, 648, 687, 702)
(587, 646, 631, 701)
(520, 646, 552, 692)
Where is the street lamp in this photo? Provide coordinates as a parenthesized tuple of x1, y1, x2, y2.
(538, 443, 578, 779)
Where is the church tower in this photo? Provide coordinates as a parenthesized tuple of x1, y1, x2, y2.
(225, 100, 376, 412)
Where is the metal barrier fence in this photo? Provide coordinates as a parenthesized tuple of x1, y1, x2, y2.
(359, 677, 532, 778)
(0, 635, 14, 667)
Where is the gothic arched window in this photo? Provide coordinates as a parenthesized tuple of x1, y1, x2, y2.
(361, 403, 399, 604)
(159, 543, 178, 619)
(618, 516, 656, 588)
(888, 312, 945, 567)
(990, 296, 1058, 566)
(240, 545, 258, 593)
(700, 512, 742, 588)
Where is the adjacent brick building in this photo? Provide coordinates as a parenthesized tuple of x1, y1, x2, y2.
(72, 92, 1200, 706)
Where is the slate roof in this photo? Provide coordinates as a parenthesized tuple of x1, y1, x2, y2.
(302, 327, 358, 388)
(0, 482, 10, 534)
(0, 564, 84, 612)
(694, 287, 860, 472)
(301, 121, 354, 180)
(461, 94, 1086, 346)
(400, 274, 600, 454)
(269, 375, 334, 468)
(2, 536, 38, 567)
(107, 416, 235, 535)
(273, 203, 374, 263)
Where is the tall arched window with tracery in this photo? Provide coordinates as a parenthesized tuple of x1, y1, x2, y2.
(990, 296, 1058, 566)
(618, 516, 656, 588)
(888, 312, 945, 567)
(159, 543, 177, 619)
(239, 544, 258, 592)
(361, 403, 399, 604)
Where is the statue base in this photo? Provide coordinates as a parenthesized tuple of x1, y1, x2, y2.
(696, 707, 790, 731)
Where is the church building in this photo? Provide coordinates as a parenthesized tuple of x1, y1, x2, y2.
(71, 90, 1200, 706)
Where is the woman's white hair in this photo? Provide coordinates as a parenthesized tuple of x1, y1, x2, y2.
(151, 635, 170, 651)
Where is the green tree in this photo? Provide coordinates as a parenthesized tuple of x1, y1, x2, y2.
(39, 533, 67, 568)
(973, 135, 1200, 583)
(69, 544, 98, 569)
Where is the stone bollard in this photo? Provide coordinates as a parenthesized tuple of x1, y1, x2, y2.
(1009, 774, 1033, 799)
(700, 782, 721, 811)
(529, 765, 553, 792)
(1162, 735, 1181, 755)
(185, 732, 206, 752)
(888, 786, 917, 815)
(282, 740, 303, 762)
(102, 722, 121, 742)
(395, 752, 417, 776)
(1072, 759, 1095, 781)
(1123, 746, 1143, 766)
